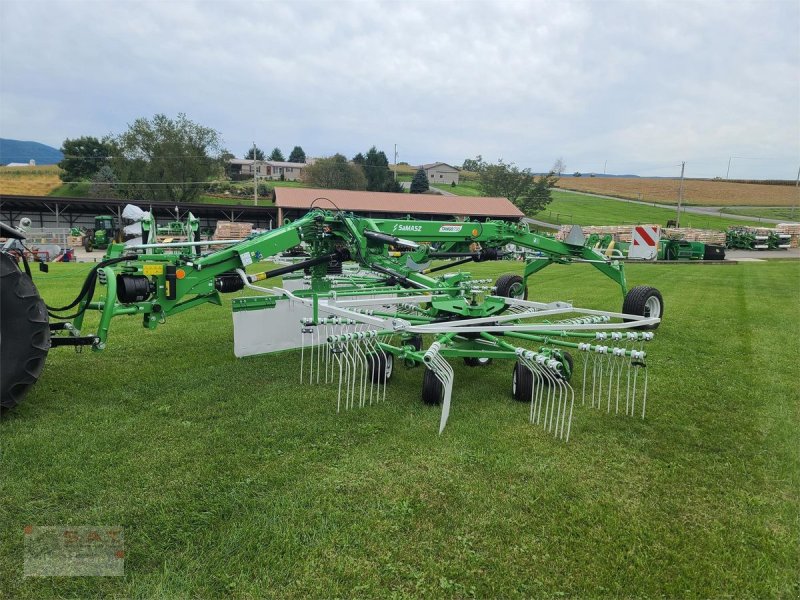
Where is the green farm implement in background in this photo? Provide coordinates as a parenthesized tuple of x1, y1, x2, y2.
(726, 226, 791, 250)
(2, 210, 664, 438)
(586, 232, 725, 261)
(83, 215, 119, 252)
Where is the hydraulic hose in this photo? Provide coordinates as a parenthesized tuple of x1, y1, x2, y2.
(47, 254, 137, 319)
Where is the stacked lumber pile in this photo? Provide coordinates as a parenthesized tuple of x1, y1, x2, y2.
(776, 223, 800, 248)
(663, 228, 726, 245)
(67, 235, 84, 247)
(555, 224, 647, 242)
(213, 221, 253, 240)
(555, 224, 726, 245)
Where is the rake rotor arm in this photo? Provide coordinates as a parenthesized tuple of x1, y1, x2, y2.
(351, 215, 628, 295)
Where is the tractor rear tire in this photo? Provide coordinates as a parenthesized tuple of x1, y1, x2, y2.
(421, 367, 443, 405)
(622, 286, 663, 330)
(512, 362, 533, 402)
(495, 274, 528, 300)
(0, 252, 50, 410)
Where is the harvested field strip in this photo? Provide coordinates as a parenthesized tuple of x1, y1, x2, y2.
(0, 165, 62, 196)
(556, 177, 800, 207)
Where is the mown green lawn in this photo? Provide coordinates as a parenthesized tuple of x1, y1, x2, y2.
(537, 190, 767, 229)
(432, 181, 481, 196)
(1, 260, 798, 598)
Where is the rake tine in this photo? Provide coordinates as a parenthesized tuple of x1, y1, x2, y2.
(564, 381, 575, 442)
(578, 342, 591, 405)
(641, 363, 649, 419)
(300, 320, 307, 383)
(334, 350, 345, 413)
(316, 324, 322, 384)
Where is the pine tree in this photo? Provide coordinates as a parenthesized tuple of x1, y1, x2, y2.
(409, 168, 429, 194)
(288, 146, 306, 163)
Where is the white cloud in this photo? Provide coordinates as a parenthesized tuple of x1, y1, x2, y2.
(0, 0, 797, 178)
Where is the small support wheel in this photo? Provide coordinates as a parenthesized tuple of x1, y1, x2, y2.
(558, 351, 574, 382)
(406, 335, 422, 351)
(622, 286, 664, 330)
(421, 367, 443, 405)
(367, 352, 393, 383)
(495, 274, 528, 299)
(464, 357, 492, 367)
(511, 362, 533, 402)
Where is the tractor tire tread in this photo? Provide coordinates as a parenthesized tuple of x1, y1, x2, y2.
(0, 253, 50, 410)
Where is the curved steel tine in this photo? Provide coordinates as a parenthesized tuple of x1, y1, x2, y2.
(607, 353, 615, 413)
(364, 334, 376, 405)
(537, 360, 548, 426)
(432, 353, 455, 434)
(631, 361, 639, 417)
(300, 323, 306, 383)
(356, 335, 369, 407)
(641, 364, 649, 419)
(554, 375, 564, 436)
(564, 381, 575, 442)
(316, 323, 322, 384)
(582, 352, 589, 405)
(335, 351, 345, 413)
(626, 358, 632, 416)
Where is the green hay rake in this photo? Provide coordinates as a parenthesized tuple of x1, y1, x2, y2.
(2, 210, 663, 439)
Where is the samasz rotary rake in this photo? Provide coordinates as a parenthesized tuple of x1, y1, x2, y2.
(2, 210, 664, 440)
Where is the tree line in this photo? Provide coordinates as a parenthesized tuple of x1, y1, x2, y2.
(57, 112, 560, 213)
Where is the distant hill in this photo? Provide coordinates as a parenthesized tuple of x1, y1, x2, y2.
(0, 139, 63, 166)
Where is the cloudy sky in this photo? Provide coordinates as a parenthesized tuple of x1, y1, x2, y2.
(1, 0, 798, 179)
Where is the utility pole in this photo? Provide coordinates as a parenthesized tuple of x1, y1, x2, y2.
(394, 144, 398, 181)
(793, 164, 799, 219)
(676, 161, 685, 228)
(253, 141, 258, 206)
(726, 156, 732, 180)
(603, 159, 607, 175)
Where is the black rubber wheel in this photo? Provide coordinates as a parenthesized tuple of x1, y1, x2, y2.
(0, 252, 50, 410)
(464, 357, 492, 367)
(84, 237, 93, 252)
(421, 367, 443, 405)
(703, 244, 726, 261)
(559, 351, 574, 382)
(622, 285, 664, 330)
(511, 362, 533, 402)
(495, 274, 528, 299)
(367, 352, 393, 383)
(406, 335, 423, 351)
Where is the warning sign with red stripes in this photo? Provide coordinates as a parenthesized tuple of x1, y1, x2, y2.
(628, 226, 660, 259)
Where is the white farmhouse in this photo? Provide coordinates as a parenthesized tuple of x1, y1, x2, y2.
(421, 162, 459, 185)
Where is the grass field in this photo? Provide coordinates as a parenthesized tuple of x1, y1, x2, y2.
(537, 190, 767, 229)
(556, 177, 800, 207)
(48, 182, 90, 198)
(1, 259, 798, 597)
(720, 206, 800, 221)
(0, 165, 62, 196)
(432, 181, 482, 196)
